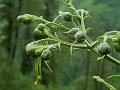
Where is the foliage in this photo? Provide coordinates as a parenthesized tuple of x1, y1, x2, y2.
(17, 0, 120, 90)
(0, 0, 120, 90)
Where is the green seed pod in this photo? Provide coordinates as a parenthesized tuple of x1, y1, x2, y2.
(33, 28, 48, 40)
(41, 49, 52, 61)
(25, 43, 40, 58)
(74, 31, 86, 43)
(17, 14, 32, 24)
(77, 9, 89, 16)
(114, 43, 120, 52)
(37, 24, 46, 31)
(97, 43, 111, 55)
(61, 12, 72, 21)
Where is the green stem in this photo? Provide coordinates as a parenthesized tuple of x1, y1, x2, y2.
(39, 59, 42, 79)
(44, 61, 53, 73)
(71, 17, 78, 28)
(80, 12, 120, 66)
(93, 76, 117, 90)
(19, 13, 120, 66)
(35, 58, 39, 79)
(35, 38, 88, 49)
(18, 14, 70, 31)
(81, 10, 86, 31)
(107, 75, 120, 79)
(53, 15, 61, 23)
(105, 55, 120, 66)
(34, 58, 42, 84)
(89, 48, 120, 66)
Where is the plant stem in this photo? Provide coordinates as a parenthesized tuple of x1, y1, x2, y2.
(93, 76, 117, 90)
(35, 58, 39, 80)
(39, 59, 42, 79)
(39, 16, 120, 66)
(36, 38, 88, 49)
(18, 14, 70, 31)
(19, 13, 120, 66)
(53, 15, 61, 23)
(105, 55, 120, 66)
(79, 11, 120, 66)
(89, 47, 120, 66)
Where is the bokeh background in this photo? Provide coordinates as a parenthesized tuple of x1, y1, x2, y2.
(0, 0, 120, 90)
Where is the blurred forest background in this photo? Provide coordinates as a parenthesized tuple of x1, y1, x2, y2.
(0, 0, 120, 90)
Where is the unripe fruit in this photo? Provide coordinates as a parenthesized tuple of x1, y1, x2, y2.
(25, 43, 40, 58)
(114, 43, 120, 52)
(61, 12, 72, 21)
(77, 9, 89, 16)
(17, 14, 32, 24)
(33, 29, 48, 40)
(74, 31, 86, 43)
(97, 43, 111, 55)
(41, 49, 52, 61)
(37, 24, 46, 31)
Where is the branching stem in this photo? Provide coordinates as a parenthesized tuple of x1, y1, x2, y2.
(93, 76, 117, 90)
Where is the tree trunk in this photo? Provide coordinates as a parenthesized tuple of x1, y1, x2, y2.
(10, 0, 23, 64)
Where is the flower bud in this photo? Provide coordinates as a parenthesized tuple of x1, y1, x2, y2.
(97, 43, 111, 55)
(17, 14, 32, 24)
(37, 24, 46, 31)
(25, 43, 40, 58)
(33, 28, 48, 40)
(60, 12, 72, 21)
(74, 31, 86, 43)
(41, 49, 52, 61)
(77, 9, 89, 16)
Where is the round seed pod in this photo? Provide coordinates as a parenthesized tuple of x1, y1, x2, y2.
(97, 43, 111, 55)
(33, 28, 48, 40)
(37, 24, 46, 31)
(41, 49, 52, 61)
(74, 31, 86, 43)
(114, 43, 120, 52)
(25, 43, 40, 58)
(77, 9, 89, 16)
(61, 12, 72, 21)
